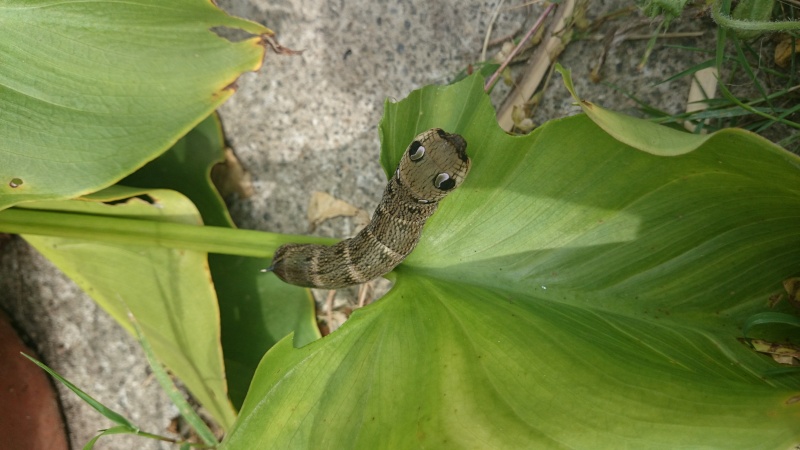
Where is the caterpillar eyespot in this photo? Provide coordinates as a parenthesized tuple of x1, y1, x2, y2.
(267, 128, 471, 289)
(408, 142, 425, 161)
(433, 173, 454, 190)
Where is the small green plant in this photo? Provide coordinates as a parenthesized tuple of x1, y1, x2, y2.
(627, 1, 800, 152)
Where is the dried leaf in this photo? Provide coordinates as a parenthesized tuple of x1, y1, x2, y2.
(749, 339, 800, 365)
(307, 191, 370, 233)
(684, 67, 718, 133)
(784, 277, 800, 309)
(775, 36, 800, 68)
(211, 148, 254, 199)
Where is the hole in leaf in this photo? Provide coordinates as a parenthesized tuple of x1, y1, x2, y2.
(103, 194, 156, 206)
(210, 26, 256, 43)
(9, 178, 23, 188)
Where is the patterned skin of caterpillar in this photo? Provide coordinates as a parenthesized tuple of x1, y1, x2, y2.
(268, 128, 470, 289)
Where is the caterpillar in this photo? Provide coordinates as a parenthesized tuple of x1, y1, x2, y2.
(267, 128, 470, 289)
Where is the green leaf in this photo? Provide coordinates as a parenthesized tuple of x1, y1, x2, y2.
(743, 312, 800, 340)
(557, 63, 714, 155)
(223, 74, 800, 448)
(0, 0, 268, 209)
(21, 188, 238, 430)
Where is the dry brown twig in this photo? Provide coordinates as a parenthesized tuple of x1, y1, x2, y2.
(494, 0, 585, 131)
(484, 2, 557, 93)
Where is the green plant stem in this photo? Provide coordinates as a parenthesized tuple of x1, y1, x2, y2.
(0, 208, 335, 257)
(712, 0, 800, 32)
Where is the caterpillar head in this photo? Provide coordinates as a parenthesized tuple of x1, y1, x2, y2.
(396, 128, 470, 204)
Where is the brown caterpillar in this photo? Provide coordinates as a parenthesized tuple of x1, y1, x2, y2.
(268, 128, 470, 289)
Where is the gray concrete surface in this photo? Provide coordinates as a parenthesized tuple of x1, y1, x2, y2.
(0, 1, 712, 448)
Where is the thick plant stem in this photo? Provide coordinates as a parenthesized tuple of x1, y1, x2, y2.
(0, 208, 335, 257)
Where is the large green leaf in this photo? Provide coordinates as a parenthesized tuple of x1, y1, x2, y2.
(0, 0, 268, 209)
(21, 186, 237, 430)
(222, 75, 800, 448)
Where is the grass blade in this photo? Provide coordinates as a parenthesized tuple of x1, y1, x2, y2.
(20, 353, 138, 429)
(129, 313, 219, 446)
(83, 426, 136, 450)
